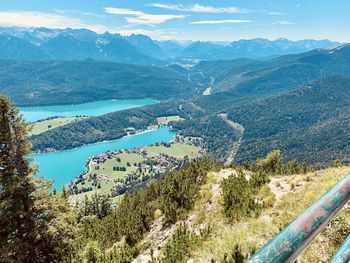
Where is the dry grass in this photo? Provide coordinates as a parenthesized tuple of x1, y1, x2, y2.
(185, 166, 350, 262)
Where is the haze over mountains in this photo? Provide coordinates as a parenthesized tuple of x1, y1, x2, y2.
(0, 27, 341, 64)
(1, 26, 350, 165)
(23, 40, 350, 165)
(2, 41, 349, 108)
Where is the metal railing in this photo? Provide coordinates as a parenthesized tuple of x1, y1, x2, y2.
(247, 173, 350, 263)
(330, 234, 350, 263)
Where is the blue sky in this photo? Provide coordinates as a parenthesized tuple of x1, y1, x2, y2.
(0, 0, 349, 42)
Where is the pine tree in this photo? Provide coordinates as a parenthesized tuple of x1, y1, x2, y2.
(0, 95, 37, 262)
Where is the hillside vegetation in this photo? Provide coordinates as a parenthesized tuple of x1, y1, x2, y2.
(229, 76, 350, 164)
(164, 166, 350, 262)
(0, 60, 202, 106)
(174, 72, 350, 165)
(132, 153, 350, 263)
(192, 44, 350, 96)
(1, 98, 349, 262)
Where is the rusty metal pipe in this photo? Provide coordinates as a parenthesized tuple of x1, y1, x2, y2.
(247, 173, 350, 263)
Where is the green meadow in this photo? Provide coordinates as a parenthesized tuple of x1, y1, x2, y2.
(75, 143, 201, 195)
(29, 117, 85, 136)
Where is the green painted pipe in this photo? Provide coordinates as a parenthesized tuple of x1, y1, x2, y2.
(247, 173, 350, 263)
(330, 234, 350, 263)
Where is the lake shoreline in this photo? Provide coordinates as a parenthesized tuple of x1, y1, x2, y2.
(32, 126, 176, 189)
(18, 98, 159, 110)
(21, 98, 157, 123)
(82, 126, 178, 178)
(31, 124, 169, 154)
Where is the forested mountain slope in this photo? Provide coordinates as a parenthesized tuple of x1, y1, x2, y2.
(0, 60, 201, 106)
(4, 43, 348, 108)
(171, 76, 350, 165)
(192, 44, 350, 97)
(229, 76, 350, 164)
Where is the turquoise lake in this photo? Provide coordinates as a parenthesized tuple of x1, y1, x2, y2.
(20, 98, 156, 122)
(32, 127, 175, 189)
(20, 98, 176, 189)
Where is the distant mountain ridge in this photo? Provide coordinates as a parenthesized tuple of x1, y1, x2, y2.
(0, 27, 161, 65)
(180, 38, 341, 60)
(0, 60, 201, 106)
(0, 27, 342, 65)
(191, 43, 350, 97)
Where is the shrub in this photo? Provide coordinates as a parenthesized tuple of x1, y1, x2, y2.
(82, 241, 100, 263)
(160, 158, 221, 224)
(221, 171, 262, 221)
(253, 150, 282, 174)
(163, 224, 195, 263)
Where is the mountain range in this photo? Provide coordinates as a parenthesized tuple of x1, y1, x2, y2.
(1, 26, 350, 165)
(0, 27, 341, 65)
(191, 43, 350, 96)
(26, 43, 350, 165)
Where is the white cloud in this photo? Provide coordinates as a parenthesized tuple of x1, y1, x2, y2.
(0, 10, 183, 39)
(191, 20, 252, 25)
(0, 11, 85, 28)
(0, 11, 120, 34)
(150, 3, 247, 14)
(125, 14, 186, 25)
(104, 7, 143, 16)
(268, 12, 286, 16)
(104, 7, 186, 25)
(275, 20, 295, 25)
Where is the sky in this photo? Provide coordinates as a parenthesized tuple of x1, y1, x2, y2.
(0, 0, 349, 42)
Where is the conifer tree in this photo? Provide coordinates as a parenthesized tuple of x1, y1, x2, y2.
(0, 95, 37, 262)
